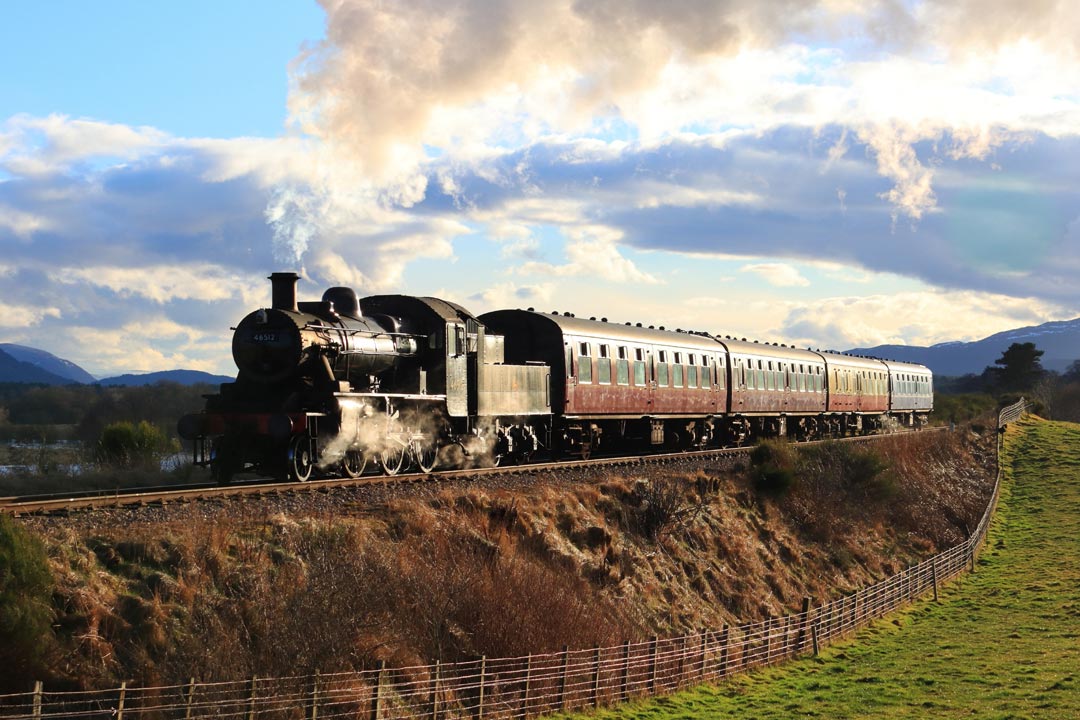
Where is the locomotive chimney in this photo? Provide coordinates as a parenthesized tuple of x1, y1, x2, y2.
(269, 272, 300, 312)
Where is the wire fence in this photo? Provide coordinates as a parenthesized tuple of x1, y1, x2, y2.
(1, 399, 1026, 720)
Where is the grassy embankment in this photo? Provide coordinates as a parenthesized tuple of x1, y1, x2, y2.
(566, 416, 1080, 718)
(2, 428, 993, 692)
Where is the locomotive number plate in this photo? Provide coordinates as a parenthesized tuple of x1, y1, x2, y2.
(252, 332, 279, 343)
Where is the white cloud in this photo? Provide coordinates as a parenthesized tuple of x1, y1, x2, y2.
(467, 281, 555, 312)
(0, 302, 60, 328)
(742, 262, 810, 287)
(780, 290, 1078, 350)
(52, 265, 265, 305)
(519, 226, 661, 285)
(0, 204, 52, 238)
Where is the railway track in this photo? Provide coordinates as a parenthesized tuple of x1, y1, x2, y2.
(0, 429, 944, 517)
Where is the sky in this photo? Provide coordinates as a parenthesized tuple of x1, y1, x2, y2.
(1, 0, 1079, 378)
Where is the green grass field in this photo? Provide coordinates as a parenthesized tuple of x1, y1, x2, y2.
(567, 418, 1080, 719)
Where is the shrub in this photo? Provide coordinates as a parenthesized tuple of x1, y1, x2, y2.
(750, 439, 798, 495)
(0, 514, 55, 690)
(96, 421, 179, 470)
(632, 476, 706, 541)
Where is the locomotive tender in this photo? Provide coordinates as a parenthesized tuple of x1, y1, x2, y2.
(178, 272, 933, 482)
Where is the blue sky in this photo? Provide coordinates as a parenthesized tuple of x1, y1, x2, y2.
(1, 0, 1079, 377)
(0, 2, 324, 137)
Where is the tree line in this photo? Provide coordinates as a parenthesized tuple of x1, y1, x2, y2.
(936, 342, 1080, 423)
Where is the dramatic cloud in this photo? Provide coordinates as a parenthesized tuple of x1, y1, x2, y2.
(3, 0, 1080, 375)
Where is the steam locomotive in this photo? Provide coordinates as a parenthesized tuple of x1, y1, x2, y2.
(178, 272, 934, 482)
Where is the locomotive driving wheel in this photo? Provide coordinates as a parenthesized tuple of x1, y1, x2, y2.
(288, 434, 314, 482)
(411, 437, 439, 474)
(379, 441, 407, 476)
(341, 449, 367, 478)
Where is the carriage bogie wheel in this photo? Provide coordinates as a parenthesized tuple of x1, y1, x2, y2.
(342, 449, 367, 478)
(379, 444, 407, 476)
(288, 434, 314, 482)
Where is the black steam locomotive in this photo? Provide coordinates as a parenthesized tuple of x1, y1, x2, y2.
(179, 272, 933, 482)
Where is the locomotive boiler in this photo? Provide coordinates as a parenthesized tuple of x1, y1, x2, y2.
(179, 273, 552, 482)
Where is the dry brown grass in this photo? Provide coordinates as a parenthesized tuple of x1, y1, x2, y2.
(24, 426, 995, 689)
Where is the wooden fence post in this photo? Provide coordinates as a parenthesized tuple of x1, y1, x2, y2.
(370, 661, 385, 720)
(117, 681, 126, 720)
(310, 671, 320, 720)
(248, 676, 258, 720)
(558, 646, 569, 712)
(699, 629, 707, 681)
(429, 661, 441, 720)
(932, 560, 939, 601)
(811, 623, 820, 656)
(677, 635, 686, 687)
(718, 626, 730, 678)
(477, 656, 486, 720)
(765, 617, 774, 664)
(648, 636, 659, 695)
(620, 641, 630, 701)
(797, 597, 811, 652)
(520, 656, 530, 719)
(184, 678, 196, 720)
(591, 645, 601, 708)
(32, 682, 42, 720)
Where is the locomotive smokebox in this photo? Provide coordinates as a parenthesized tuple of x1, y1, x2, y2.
(269, 272, 300, 312)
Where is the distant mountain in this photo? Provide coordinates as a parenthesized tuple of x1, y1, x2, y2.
(97, 369, 233, 386)
(849, 318, 1080, 376)
(0, 343, 97, 383)
(0, 347, 76, 384)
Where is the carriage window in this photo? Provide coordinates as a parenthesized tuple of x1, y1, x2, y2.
(673, 363, 684, 388)
(634, 348, 646, 385)
(577, 344, 592, 384)
(598, 357, 611, 384)
(767, 361, 775, 391)
(616, 346, 630, 385)
(701, 363, 710, 388)
(687, 365, 698, 388)
(657, 358, 669, 386)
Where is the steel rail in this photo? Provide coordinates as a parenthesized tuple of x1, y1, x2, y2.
(1, 427, 945, 517)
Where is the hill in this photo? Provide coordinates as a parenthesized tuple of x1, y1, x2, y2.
(97, 369, 233, 386)
(848, 317, 1080, 376)
(0, 347, 76, 385)
(0, 343, 96, 384)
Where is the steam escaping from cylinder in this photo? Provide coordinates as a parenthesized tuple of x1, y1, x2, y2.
(318, 398, 450, 473)
(318, 398, 384, 469)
